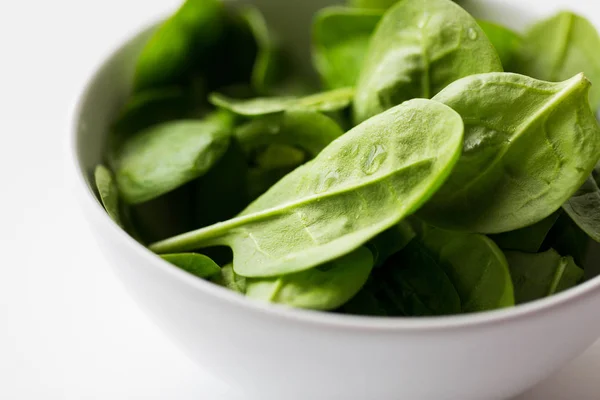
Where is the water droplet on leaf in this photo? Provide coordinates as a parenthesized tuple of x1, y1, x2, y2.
(314, 170, 340, 193)
(362, 144, 388, 175)
(467, 27, 478, 40)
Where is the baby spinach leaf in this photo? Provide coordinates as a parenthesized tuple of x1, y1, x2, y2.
(514, 12, 600, 110)
(246, 246, 373, 310)
(195, 139, 250, 228)
(312, 7, 383, 89)
(421, 73, 600, 233)
(234, 109, 344, 157)
(212, 264, 247, 294)
(160, 253, 221, 278)
(209, 87, 354, 116)
(348, 0, 399, 10)
(367, 222, 416, 267)
(112, 112, 234, 204)
(94, 165, 123, 228)
(133, 0, 225, 92)
(505, 249, 584, 304)
(353, 0, 502, 123)
(544, 213, 591, 267)
(417, 224, 515, 312)
(477, 20, 522, 70)
(111, 87, 192, 136)
(149, 99, 464, 278)
(352, 240, 462, 317)
(563, 175, 600, 243)
(239, 6, 286, 94)
(490, 212, 560, 253)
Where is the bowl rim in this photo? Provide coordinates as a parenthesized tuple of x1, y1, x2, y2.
(69, 15, 600, 333)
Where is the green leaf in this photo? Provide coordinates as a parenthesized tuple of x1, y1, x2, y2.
(490, 212, 560, 253)
(477, 20, 522, 70)
(505, 249, 584, 304)
(209, 87, 354, 116)
(94, 165, 123, 227)
(367, 221, 416, 267)
(353, 0, 502, 123)
(543, 213, 591, 267)
(234, 109, 344, 157)
(212, 264, 247, 294)
(513, 11, 600, 110)
(111, 87, 192, 136)
(348, 0, 399, 10)
(246, 246, 374, 310)
(149, 99, 464, 278)
(112, 113, 233, 204)
(351, 241, 462, 317)
(239, 6, 286, 93)
(312, 7, 383, 89)
(563, 175, 600, 243)
(133, 0, 225, 92)
(417, 224, 514, 312)
(160, 253, 221, 278)
(194, 139, 250, 229)
(421, 73, 600, 233)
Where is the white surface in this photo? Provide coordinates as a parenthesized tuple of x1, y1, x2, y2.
(0, 0, 599, 399)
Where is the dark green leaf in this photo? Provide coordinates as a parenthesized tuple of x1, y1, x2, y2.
(133, 0, 225, 92)
(367, 221, 416, 267)
(505, 249, 584, 304)
(490, 212, 560, 253)
(212, 264, 247, 294)
(94, 165, 123, 227)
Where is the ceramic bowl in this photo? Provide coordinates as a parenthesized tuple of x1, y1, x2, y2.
(71, 0, 600, 399)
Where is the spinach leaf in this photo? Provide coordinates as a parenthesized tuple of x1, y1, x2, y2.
(212, 264, 247, 294)
(563, 175, 600, 243)
(312, 7, 383, 89)
(209, 87, 354, 116)
(195, 139, 250, 228)
(160, 253, 221, 278)
(111, 87, 192, 136)
(490, 212, 560, 253)
(353, 0, 502, 123)
(239, 6, 286, 94)
(421, 73, 600, 233)
(348, 0, 399, 10)
(246, 246, 373, 310)
(234, 109, 344, 157)
(367, 222, 416, 267)
(505, 249, 584, 304)
(94, 165, 123, 228)
(133, 0, 225, 92)
(347, 241, 462, 317)
(543, 213, 591, 267)
(149, 99, 464, 278)
(112, 112, 233, 204)
(417, 224, 515, 312)
(477, 20, 522, 70)
(514, 12, 600, 110)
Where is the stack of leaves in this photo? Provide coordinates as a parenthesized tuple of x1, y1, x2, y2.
(94, 0, 600, 316)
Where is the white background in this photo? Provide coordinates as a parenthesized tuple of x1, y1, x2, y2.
(0, 0, 599, 398)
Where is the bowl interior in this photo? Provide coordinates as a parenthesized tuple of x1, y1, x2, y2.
(74, 0, 600, 304)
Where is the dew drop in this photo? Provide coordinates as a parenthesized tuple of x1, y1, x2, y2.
(350, 143, 360, 157)
(362, 144, 388, 175)
(314, 170, 340, 194)
(467, 27, 478, 40)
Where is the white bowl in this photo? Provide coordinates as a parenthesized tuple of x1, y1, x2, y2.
(71, 1, 600, 399)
